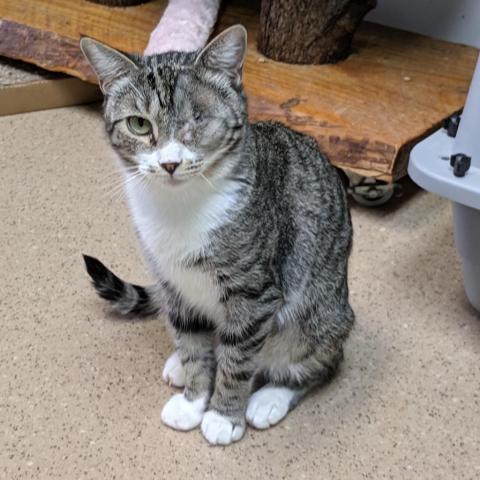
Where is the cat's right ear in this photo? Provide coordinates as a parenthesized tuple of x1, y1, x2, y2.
(80, 38, 138, 93)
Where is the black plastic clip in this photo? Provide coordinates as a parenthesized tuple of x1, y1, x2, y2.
(443, 113, 461, 138)
(450, 153, 471, 177)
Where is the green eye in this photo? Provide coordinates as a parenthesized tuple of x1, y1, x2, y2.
(127, 116, 152, 135)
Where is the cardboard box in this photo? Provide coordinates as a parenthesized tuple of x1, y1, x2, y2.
(0, 76, 102, 116)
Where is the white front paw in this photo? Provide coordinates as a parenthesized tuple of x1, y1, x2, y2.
(161, 393, 207, 431)
(246, 386, 297, 429)
(201, 410, 245, 445)
(162, 351, 185, 388)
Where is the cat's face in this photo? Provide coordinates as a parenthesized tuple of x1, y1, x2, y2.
(81, 26, 247, 186)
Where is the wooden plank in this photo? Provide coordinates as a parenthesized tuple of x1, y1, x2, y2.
(0, 0, 477, 181)
(0, 0, 164, 52)
(0, 20, 94, 80)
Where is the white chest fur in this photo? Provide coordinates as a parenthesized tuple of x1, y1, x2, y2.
(125, 174, 239, 320)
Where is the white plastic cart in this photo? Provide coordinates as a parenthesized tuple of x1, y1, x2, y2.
(409, 55, 480, 312)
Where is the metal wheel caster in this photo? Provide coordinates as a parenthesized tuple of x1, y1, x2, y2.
(347, 176, 396, 207)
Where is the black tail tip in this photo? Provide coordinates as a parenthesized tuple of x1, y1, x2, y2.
(82, 254, 126, 303)
(82, 254, 109, 282)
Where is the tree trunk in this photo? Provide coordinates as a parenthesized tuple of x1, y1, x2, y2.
(257, 0, 377, 64)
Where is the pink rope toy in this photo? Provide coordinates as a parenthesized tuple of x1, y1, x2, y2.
(144, 0, 221, 55)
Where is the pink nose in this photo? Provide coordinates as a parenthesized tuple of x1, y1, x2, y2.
(161, 162, 181, 175)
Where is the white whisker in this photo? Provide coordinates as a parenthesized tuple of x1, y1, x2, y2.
(104, 170, 143, 200)
(200, 172, 217, 191)
(99, 166, 136, 184)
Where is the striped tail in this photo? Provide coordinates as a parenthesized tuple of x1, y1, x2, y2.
(83, 255, 159, 316)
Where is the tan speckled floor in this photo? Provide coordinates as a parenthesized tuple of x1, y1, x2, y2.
(1, 104, 479, 480)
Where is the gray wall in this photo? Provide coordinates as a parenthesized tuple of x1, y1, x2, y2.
(366, 0, 480, 48)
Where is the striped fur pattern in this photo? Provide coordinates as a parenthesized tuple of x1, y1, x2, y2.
(83, 255, 160, 316)
(81, 26, 354, 445)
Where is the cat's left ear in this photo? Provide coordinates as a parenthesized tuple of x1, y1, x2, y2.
(80, 37, 139, 93)
(194, 25, 247, 88)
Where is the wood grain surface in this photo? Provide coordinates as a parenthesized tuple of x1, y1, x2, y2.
(0, 0, 477, 180)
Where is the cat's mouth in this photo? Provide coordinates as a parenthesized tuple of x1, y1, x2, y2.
(146, 172, 192, 187)
(166, 176, 187, 186)
(138, 163, 205, 186)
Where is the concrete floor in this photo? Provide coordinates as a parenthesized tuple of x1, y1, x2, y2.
(1, 104, 479, 480)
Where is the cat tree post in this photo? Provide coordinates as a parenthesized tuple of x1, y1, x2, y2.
(257, 0, 377, 64)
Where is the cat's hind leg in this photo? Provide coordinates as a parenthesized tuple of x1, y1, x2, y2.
(246, 384, 305, 429)
(247, 337, 344, 430)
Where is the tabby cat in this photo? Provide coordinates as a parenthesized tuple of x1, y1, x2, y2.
(80, 25, 354, 446)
